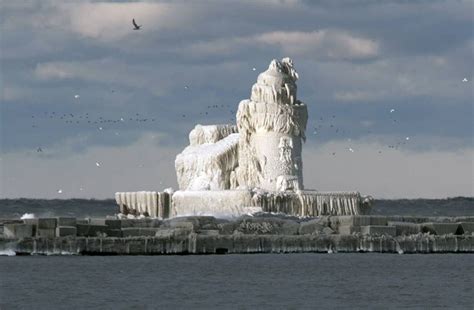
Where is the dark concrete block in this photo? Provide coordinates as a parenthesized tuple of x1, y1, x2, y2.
(386, 216, 429, 224)
(56, 226, 77, 237)
(299, 219, 326, 235)
(37, 228, 56, 238)
(122, 228, 159, 237)
(155, 228, 192, 238)
(76, 224, 108, 237)
(235, 217, 299, 235)
(361, 225, 396, 236)
(217, 222, 237, 235)
(57, 217, 76, 227)
(38, 218, 57, 229)
(422, 223, 461, 235)
(119, 218, 162, 228)
(22, 219, 38, 235)
(338, 225, 360, 235)
(322, 227, 335, 235)
(105, 229, 123, 238)
(369, 216, 388, 226)
(332, 216, 371, 227)
(388, 221, 422, 236)
(198, 230, 220, 236)
(4, 224, 34, 239)
(89, 218, 106, 226)
(164, 216, 218, 230)
(105, 219, 122, 229)
(90, 219, 124, 229)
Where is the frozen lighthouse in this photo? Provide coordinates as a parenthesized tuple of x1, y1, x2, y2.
(235, 58, 307, 192)
(115, 58, 372, 218)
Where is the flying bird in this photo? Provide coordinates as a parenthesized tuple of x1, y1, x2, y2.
(132, 19, 142, 30)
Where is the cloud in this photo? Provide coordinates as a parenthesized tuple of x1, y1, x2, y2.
(1, 0, 472, 200)
(187, 29, 379, 60)
(256, 30, 379, 59)
(1, 84, 32, 101)
(303, 140, 474, 199)
(1, 133, 179, 199)
(334, 90, 386, 102)
(33, 58, 248, 98)
(1, 132, 472, 199)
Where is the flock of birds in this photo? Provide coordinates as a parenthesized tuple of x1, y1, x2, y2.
(30, 18, 469, 194)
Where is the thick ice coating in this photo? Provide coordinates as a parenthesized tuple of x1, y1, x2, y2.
(236, 58, 307, 191)
(116, 58, 372, 218)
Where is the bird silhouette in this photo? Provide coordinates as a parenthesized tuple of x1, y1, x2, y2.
(132, 19, 142, 30)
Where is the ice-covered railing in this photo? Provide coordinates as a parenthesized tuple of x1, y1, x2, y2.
(115, 191, 171, 219)
(251, 190, 372, 216)
(116, 189, 372, 219)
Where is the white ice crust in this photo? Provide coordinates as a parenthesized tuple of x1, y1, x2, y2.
(115, 58, 372, 218)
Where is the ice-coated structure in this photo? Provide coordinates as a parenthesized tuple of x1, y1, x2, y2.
(236, 58, 307, 191)
(115, 58, 372, 218)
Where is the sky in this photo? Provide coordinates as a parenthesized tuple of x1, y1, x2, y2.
(0, 0, 472, 199)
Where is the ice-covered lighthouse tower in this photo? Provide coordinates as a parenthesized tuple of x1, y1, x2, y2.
(235, 58, 308, 191)
(115, 57, 372, 218)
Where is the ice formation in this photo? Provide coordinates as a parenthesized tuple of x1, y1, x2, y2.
(20, 213, 36, 220)
(236, 58, 307, 191)
(175, 129, 239, 191)
(115, 58, 372, 218)
(115, 191, 170, 219)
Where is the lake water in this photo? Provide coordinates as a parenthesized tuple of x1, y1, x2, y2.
(1, 253, 472, 309)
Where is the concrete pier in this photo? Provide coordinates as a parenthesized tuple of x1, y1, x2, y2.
(1, 215, 473, 255)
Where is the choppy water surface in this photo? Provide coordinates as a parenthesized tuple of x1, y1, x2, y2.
(1, 253, 472, 309)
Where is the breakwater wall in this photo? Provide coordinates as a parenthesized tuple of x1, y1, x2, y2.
(1, 215, 473, 255)
(2, 234, 473, 255)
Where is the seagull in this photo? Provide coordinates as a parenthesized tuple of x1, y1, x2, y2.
(462, 78, 468, 82)
(132, 19, 142, 30)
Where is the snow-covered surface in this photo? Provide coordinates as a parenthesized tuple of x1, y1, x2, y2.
(172, 190, 256, 218)
(189, 124, 237, 146)
(175, 133, 239, 191)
